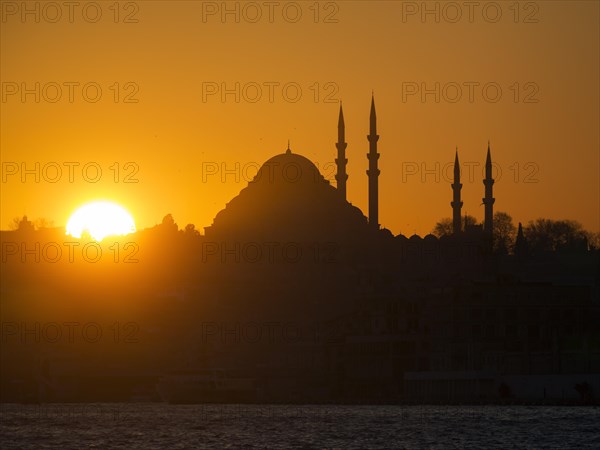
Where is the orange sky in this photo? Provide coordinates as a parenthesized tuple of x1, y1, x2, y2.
(1, 1, 598, 236)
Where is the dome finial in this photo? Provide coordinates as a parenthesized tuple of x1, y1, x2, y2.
(286, 139, 291, 154)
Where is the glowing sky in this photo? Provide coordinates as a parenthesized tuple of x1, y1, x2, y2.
(1, 1, 598, 235)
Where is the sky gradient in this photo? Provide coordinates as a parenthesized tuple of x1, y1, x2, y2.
(1, 1, 598, 236)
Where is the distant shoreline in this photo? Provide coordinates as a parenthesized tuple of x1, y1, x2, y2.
(3, 400, 599, 407)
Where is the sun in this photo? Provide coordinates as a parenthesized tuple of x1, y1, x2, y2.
(66, 201, 136, 241)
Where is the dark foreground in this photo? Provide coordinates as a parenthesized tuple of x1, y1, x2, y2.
(1, 403, 599, 449)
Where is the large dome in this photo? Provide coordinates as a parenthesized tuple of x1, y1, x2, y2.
(205, 149, 370, 243)
(251, 150, 327, 188)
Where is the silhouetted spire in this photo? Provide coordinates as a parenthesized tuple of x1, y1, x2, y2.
(451, 148, 463, 234)
(369, 93, 377, 135)
(485, 141, 492, 179)
(454, 148, 460, 181)
(286, 140, 291, 154)
(338, 102, 345, 142)
(367, 94, 380, 229)
(517, 222, 524, 239)
(335, 102, 349, 201)
(483, 141, 495, 236)
(514, 222, 528, 258)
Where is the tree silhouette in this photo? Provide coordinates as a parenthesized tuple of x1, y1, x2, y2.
(524, 219, 589, 252)
(432, 215, 478, 237)
(34, 217, 54, 229)
(432, 218, 453, 237)
(161, 214, 178, 232)
(9, 216, 55, 231)
(430, 213, 595, 256)
(8, 216, 22, 230)
(9, 216, 35, 232)
(493, 212, 516, 253)
(586, 232, 600, 250)
(184, 223, 200, 237)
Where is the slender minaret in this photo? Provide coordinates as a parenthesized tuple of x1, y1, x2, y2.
(335, 102, 348, 201)
(514, 222, 528, 257)
(451, 148, 463, 234)
(483, 141, 495, 235)
(367, 94, 380, 229)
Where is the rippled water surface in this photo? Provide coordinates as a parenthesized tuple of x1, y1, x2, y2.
(1, 403, 599, 449)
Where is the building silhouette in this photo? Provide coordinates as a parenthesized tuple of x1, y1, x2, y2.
(197, 96, 599, 403)
(1, 97, 598, 404)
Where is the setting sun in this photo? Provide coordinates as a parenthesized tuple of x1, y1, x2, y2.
(66, 201, 136, 241)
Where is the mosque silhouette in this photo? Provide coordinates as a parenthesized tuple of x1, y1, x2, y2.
(193, 97, 598, 403)
(204, 95, 497, 263)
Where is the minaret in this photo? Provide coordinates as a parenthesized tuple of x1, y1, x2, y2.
(367, 94, 380, 229)
(483, 141, 495, 235)
(514, 222, 528, 257)
(451, 148, 463, 234)
(335, 102, 348, 201)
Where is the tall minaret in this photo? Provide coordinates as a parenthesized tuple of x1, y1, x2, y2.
(335, 102, 348, 201)
(367, 94, 380, 229)
(483, 141, 495, 235)
(451, 148, 463, 234)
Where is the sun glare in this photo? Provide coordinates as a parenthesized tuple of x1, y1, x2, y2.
(66, 201, 136, 241)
